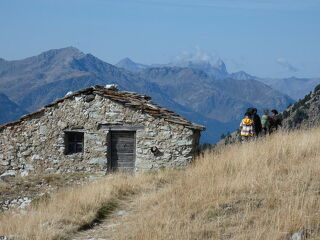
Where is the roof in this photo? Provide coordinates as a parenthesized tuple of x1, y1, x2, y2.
(0, 85, 205, 131)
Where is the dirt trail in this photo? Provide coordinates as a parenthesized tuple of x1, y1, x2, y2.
(71, 181, 163, 240)
(71, 201, 132, 240)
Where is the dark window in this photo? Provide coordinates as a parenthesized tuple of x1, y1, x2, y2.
(65, 132, 84, 154)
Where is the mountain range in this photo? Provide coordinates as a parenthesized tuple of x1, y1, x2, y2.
(116, 57, 320, 101)
(0, 93, 27, 124)
(0, 47, 314, 143)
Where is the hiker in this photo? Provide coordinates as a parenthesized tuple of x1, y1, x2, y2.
(246, 108, 262, 136)
(240, 112, 254, 141)
(269, 109, 282, 133)
(261, 109, 270, 135)
(252, 108, 262, 136)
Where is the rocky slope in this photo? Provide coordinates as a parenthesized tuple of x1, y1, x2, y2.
(282, 84, 320, 129)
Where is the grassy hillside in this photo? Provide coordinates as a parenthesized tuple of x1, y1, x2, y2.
(1, 128, 320, 239)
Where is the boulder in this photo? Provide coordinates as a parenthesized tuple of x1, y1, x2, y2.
(0, 170, 16, 180)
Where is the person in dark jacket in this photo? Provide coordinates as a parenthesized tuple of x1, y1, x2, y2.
(269, 109, 282, 133)
(252, 108, 262, 136)
(246, 108, 262, 136)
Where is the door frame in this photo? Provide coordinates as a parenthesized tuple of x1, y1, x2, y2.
(108, 130, 136, 171)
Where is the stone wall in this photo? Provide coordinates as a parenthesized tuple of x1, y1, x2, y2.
(0, 93, 200, 177)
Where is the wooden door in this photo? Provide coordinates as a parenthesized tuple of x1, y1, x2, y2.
(110, 131, 135, 171)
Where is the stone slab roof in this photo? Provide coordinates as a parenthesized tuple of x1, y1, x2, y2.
(0, 85, 205, 131)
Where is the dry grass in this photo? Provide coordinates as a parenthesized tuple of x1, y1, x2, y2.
(0, 171, 178, 240)
(0, 172, 93, 206)
(1, 128, 320, 239)
(110, 128, 320, 240)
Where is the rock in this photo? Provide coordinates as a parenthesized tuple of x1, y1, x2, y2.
(57, 120, 67, 128)
(85, 134, 102, 140)
(45, 168, 55, 173)
(84, 94, 95, 102)
(39, 126, 47, 135)
(89, 113, 104, 119)
(20, 170, 29, 177)
(89, 158, 107, 165)
(0, 170, 16, 180)
(65, 91, 73, 96)
(21, 150, 32, 156)
(24, 164, 34, 171)
(115, 210, 128, 216)
(31, 155, 41, 160)
(92, 146, 106, 152)
(0, 160, 10, 166)
(75, 96, 82, 102)
(290, 228, 308, 240)
(18, 197, 32, 209)
(135, 162, 153, 169)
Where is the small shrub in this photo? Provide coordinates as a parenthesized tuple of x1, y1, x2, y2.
(282, 110, 290, 119)
(293, 110, 309, 125)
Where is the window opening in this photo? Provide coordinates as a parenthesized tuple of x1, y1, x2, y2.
(65, 132, 84, 154)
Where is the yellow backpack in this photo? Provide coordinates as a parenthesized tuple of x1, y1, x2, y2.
(242, 118, 253, 126)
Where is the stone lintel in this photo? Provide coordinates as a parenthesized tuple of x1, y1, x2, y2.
(98, 124, 144, 131)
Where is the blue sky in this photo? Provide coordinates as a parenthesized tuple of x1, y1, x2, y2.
(0, 0, 319, 78)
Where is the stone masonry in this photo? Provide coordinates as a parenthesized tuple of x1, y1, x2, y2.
(0, 86, 204, 176)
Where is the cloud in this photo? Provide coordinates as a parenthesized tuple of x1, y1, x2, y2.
(172, 46, 219, 64)
(276, 58, 299, 72)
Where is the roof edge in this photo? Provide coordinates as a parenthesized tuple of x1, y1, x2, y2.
(0, 85, 205, 131)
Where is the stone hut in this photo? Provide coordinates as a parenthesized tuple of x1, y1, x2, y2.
(0, 85, 205, 176)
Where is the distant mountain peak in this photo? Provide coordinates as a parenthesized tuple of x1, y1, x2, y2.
(116, 58, 149, 72)
(43, 46, 80, 53)
(38, 46, 84, 59)
(213, 59, 227, 74)
(117, 57, 136, 65)
(56, 46, 82, 53)
(121, 57, 133, 62)
(230, 71, 255, 80)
